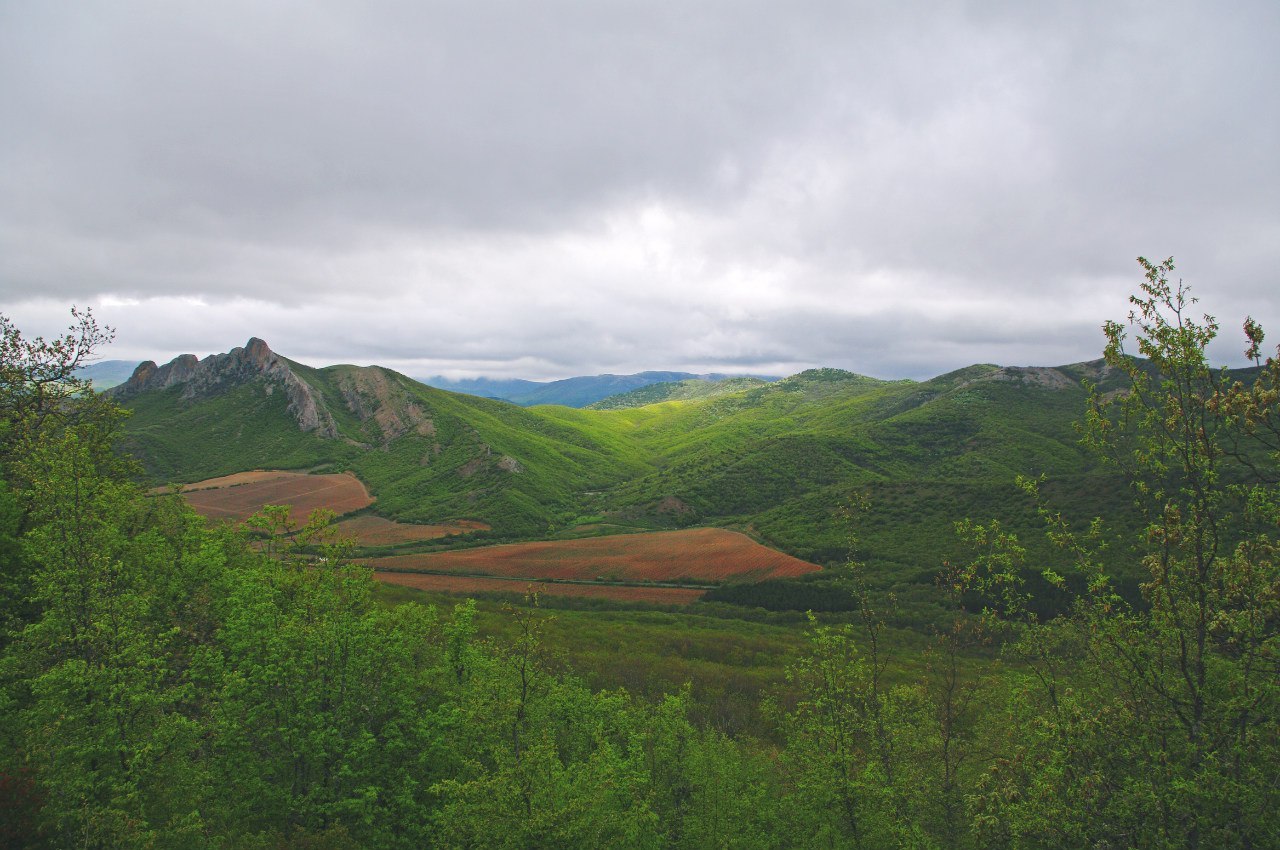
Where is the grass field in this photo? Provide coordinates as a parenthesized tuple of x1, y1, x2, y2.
(365, 527, 820, 583)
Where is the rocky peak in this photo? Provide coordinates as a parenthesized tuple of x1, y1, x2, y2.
(111, 339, 339, 438)
(244, 337, 273, 366)
(332, 366, 437, 443)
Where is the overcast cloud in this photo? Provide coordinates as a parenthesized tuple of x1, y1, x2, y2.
(2, 1, 1277, 380)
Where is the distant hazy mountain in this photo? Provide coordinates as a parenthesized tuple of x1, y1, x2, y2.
(412, 377, 543, 402)
(417, 371, 779, 408)
(73, 359, 143, 390)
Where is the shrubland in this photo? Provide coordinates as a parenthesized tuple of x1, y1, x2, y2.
(1, 258, 1276, 847)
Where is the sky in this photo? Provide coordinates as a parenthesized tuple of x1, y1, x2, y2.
(2, 1, 1278, 381)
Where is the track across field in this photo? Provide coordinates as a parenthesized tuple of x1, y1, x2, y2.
(364, 527, 820, 584)
(373, 571, 706, 605)
(172, 470, 305, 491)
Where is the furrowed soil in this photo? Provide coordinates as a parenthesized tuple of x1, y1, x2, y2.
(180, 471, 374, 524)
(364, 528, 820, 583)
(372, 571, 707, 605)
(333, 515, 490, 545)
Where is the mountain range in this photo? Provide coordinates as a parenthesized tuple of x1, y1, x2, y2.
(416, 371, 779, 407)
(87, 360, 778, 408)
(109, 338, 1148, 610)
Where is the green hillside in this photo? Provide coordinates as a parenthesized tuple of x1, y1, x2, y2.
(119, 355, 653, 537)
(586, 376, 771, 409)
(112, 344, 1154, 618)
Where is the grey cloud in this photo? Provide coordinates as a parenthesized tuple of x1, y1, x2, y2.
(1, 1, 1277, 379)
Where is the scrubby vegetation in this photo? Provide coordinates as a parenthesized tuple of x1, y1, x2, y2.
(2, 259, 1278, 847)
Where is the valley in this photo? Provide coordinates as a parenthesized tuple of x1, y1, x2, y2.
(113, 337, 1141, 623)
(171, 463, 819, 605)
(7, 286, 1277, 846)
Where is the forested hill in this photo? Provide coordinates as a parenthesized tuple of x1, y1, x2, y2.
(111, 340, 1134, 577)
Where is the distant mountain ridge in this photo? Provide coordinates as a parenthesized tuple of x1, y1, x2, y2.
(72, 359, 143, 390)
(418, 370, 780, 407)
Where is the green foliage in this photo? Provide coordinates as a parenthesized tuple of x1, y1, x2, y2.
(971, 258, 1280, 848)
(112, 318, 1156, 616)
(3, 262, 1276, 847)
(0, 307, 115, 465)
(585, 376, 770, 410)
(119, 380, 344, 481)
(702, 576, 858, 612)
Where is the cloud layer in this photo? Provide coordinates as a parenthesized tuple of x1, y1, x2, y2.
(3, 1, 1277, 379)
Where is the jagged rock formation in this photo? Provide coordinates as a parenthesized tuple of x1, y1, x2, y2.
(111, 338, 340, 438)
(331, 366, 437, 444)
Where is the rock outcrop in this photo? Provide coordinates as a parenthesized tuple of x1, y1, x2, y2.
(331, 366, 437, 443)
(111, 338, 339, 438)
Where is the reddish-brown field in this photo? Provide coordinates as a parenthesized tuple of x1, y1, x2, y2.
(176, 470, 303, 491)
(364, 528, 820, 584)
(373, 571, 706, 606)
(181, 471, 374, 524)
(333, 515, 490, 545)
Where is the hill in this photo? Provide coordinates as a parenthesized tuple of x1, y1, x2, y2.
(419, 370, 778, 407)
(72, 359, 142, 389)
(111, 341, 1155, 621)
(112, 339, 651, 537)
(586, 375, 771, 409)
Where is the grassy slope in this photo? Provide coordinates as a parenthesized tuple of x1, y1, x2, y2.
(121, 363, 654, 537)
(540, 364, 1141, 624)
(586, 376, 771, 410)
(120, 357, 1143, 616)
(119, 380, 350, 482)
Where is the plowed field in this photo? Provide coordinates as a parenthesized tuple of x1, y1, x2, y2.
(373, 572, 706, 606)
(181, 471, 373, 524)
(333, 515, 489, 545)
(173, 470, 304, 491)
(365, 528, 819, 584)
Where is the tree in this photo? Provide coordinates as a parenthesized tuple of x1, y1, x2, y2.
(974, 258, 1280, 848)
(2, 427, 217, 847)
(0, 309, 115, 469)
(0, 309, 126, 639)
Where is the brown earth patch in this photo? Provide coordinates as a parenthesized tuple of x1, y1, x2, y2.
(181, 471, 373, 525)
(656, 495, 693, 515)
(364, 528, 819, 584)
(373, 572, 705, 606)
(334, 515, 489, 546)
